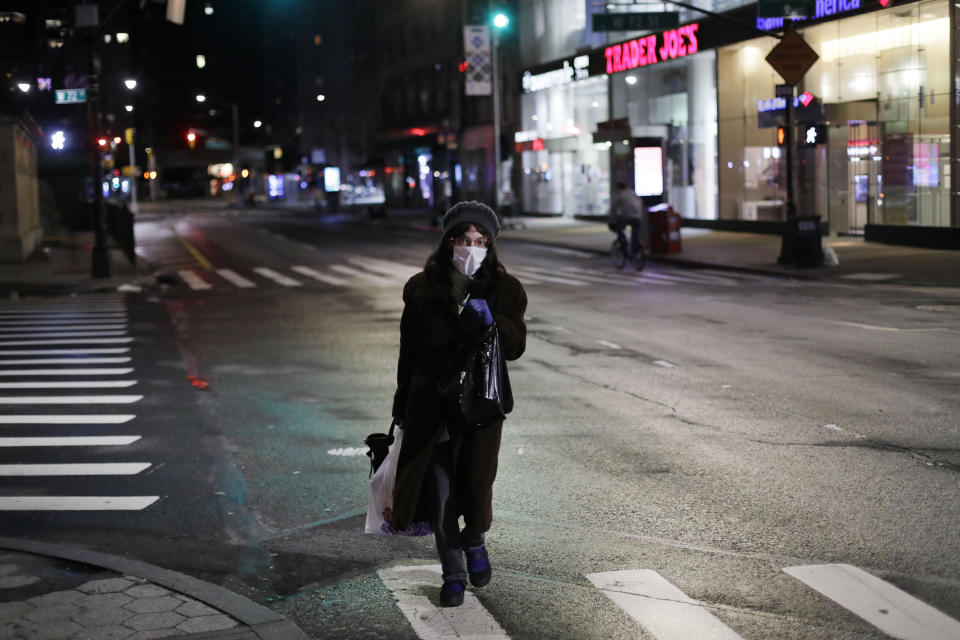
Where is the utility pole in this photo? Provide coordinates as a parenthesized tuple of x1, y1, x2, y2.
(85, 32, 111, 278)
(491, 28, 501, 212)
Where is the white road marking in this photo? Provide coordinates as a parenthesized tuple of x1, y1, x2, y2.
(0, 307, 126, 315)
(215, 268, 257, 288)
(290, 265, 349, 286)
(0, 313, 128, 320)
(0, 436, 140, 447)
(326, 447, 368, 456)
(253, 267, 303, 287)
(0, 414, 135, 424)
(0, 394, 142, 404)
(631, 275, 675, 286)
(522, 265, 634, 287)
(597, 340, 621, 349)
(0, 496, 158, 510)
(783, 564, 960, 640)
(0, 349, 129, 355)
(509, 269, 588, 287)
(825, 320, 901, 332)
(0, 357, 131, 365)
(0, 330, 127, 338)
(841, 273, 899, 281)
(0, 381, 137, 389)
(0, 463, 150, 475)
(0, 368, 134, 376)
(378, 565, 511, 640)
(653, 360, 677, 368)
(586, 569, 746, 640)
(0, 323, 127, 330)
(345, 256, 419, 279)
(178, 269, 213, 290)
(329, 264, 394, 286)
(824, 424, 844, 431)
(0, 338, 134, 346)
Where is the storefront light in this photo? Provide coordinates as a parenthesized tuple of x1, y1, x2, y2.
(532, 115, 538, 121)
(625, 75, 637, 85)
(592, 101, 600, 108)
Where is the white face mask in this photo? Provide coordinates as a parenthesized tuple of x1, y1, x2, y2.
(452, 246, 487, 276)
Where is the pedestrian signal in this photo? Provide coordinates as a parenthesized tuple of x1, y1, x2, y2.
(776, 126, 786, 145)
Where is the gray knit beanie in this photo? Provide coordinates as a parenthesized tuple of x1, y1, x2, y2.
(441, 201, 500, 239)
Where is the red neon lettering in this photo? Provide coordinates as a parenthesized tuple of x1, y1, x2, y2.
(613, 44, 623, 72)
(646, 35, 657, 64)
(605, 47, 615, 73)
(628, 39, 640, 69)
(678, 31, 687, 56)
(685, 23, 699, 54)
(638, 37, 648, 66)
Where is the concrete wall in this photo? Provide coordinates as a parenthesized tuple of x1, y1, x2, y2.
(0, 116, 42, 261)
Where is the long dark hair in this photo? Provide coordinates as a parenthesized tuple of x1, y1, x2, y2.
(424, 222, 505, 297)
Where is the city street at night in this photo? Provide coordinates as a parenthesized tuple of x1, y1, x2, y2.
(2, 207, 958, 638)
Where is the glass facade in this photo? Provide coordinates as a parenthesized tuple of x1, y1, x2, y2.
(717, 0, 951, 232)
(519, 76, 611, 216)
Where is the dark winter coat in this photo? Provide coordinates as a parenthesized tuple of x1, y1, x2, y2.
(391, 268, 527, 532)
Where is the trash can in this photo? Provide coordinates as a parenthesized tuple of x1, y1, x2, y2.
(778, 215, 823, 267)
(647, 203, 682, 254)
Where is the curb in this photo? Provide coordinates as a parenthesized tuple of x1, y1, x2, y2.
(0, 537, 310, 640)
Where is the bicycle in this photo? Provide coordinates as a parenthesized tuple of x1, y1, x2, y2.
(610, 234, 645, 271)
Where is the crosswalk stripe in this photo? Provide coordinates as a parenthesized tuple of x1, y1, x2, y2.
(329, 264, 394, 286)
(0, 436, 141, 447)
(0, 310, 126, 317)
(0, 368, 134, 376)
(783, 564, 960, 640)
(0, 349, 130, 355)
(0, 313, 128, 320)
(379, 565, 510, 640)
(0, 330, 128, 338)
(345, 256, 420, 279)
(0, 496, 159, 510)
(0, 357, 131, 365)
(291, 265, 349, 286)
(0, 463, 150, 475)
(0, 394, 142, 404)
(0, 415, 135, 424)
(509, 269, 588, 286)
(586, 570, 745, 640)
(0, 338, 134, 346)
(178, 269, 213, 290)
(253, 267, 303, 287)
(0, 325, 127, 333)
(0, 381, 137, 389)
(215, 268, 257, 288)
(521, 266, 635, 287)
(0, 320, 129, 327)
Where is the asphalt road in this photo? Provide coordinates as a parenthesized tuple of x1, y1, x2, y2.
(3, 208, 959, 639)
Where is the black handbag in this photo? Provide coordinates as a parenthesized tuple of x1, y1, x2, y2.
(437, 324, 513, 428)
(363, 422, 395, 478)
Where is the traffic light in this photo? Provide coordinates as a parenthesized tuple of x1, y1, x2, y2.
(186, 130, 197, 149)
(97, 137, 108, 149)
(776, 126, 787, 146)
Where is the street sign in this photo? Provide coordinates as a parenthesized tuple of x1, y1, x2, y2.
(54, 88, 86, 104)
(757, 0, 811, 18)
(765, 30, 819, 86)
(593, 12, 680, 32)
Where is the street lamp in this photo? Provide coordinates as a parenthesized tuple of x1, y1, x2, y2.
(316, 94, 325, 102)
(16, 82, 30, 93)
(124, 79, 137, 90)
(490, 11, 509, 211)
(124, 104, 133, 112)
(253, 120, 262, 128)
(196, 93, 206, 103)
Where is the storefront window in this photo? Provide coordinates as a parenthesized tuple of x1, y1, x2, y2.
(718, 0, 951, 231)
(520, 75, 610, 216)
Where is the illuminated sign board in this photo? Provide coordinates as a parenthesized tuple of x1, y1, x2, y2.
(521, 55, 591, 93)
(757, 0, 860, 30)
(604, 24, 700, 73)
(634, 147, 664, 197)
(758, 91, 815, 111)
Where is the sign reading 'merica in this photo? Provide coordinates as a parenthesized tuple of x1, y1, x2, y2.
(604, 23, 700, 73)
(522, 55, 591, 93)
(757, 0, 860, 31)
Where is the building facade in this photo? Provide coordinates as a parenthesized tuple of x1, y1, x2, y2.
(514, 0, 960, 247)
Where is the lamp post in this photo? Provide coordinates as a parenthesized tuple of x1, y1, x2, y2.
(85, 32, 111, 278)
(491, 11, 509, 212)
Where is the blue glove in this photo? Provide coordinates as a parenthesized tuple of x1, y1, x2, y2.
(465, 298, 494, 326)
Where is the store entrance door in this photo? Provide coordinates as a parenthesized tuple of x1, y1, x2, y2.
(826, 122, 881, 235)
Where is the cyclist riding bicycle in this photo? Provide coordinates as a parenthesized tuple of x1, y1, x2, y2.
(608, 181, 646, 259)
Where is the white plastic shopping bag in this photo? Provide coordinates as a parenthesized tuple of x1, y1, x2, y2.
(364, 427, 432, 536)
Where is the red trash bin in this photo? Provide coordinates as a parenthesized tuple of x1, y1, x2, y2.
(647, 204, 682, 254)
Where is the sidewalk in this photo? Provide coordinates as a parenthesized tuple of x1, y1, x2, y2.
(369, 209, 960, 288)
(0, 538, 308, 640)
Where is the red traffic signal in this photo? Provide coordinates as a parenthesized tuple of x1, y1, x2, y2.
(776, 126, 786, 145)
(97, 137, 108, 148)
(186, 130, 197, 148)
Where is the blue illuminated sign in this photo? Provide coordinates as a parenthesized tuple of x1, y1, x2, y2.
(757, 0, 860, 30)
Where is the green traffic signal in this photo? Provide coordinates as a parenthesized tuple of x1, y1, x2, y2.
(492, 12, 509, 28)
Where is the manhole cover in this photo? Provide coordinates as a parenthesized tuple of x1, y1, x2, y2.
(915, 304, 960, 312)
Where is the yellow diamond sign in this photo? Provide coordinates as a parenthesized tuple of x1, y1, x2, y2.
(765, 30, 819, 86)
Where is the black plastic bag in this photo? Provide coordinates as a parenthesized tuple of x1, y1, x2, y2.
(364, 425, 394, 478)
(437, 324, 513, 428)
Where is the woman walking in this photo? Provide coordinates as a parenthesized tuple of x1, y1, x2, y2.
(390, 201, 527, 607)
